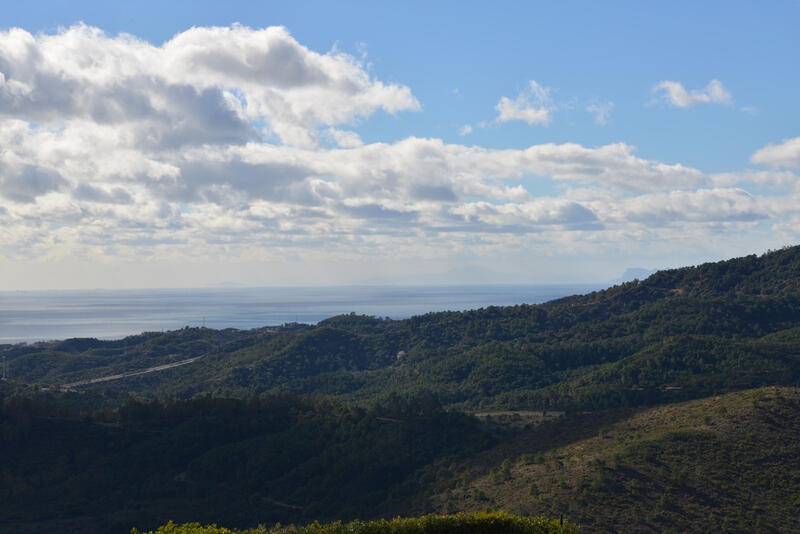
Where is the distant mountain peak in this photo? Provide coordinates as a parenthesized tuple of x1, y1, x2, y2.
(614, 267, 657, 284)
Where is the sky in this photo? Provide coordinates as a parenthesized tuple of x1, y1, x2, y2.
(1, 1, 799, 290)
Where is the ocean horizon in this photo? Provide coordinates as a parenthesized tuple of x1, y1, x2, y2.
(0, 284, 603, 344)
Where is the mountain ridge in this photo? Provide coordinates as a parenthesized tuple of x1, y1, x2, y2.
(3, 245, 800, 412)
(2, 245, 800, 533)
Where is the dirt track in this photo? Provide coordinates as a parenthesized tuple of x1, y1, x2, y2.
(61, 356, 203, 388)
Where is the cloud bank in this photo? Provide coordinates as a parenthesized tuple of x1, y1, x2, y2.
(0, 24, 797, 286)
(0, 24, 419, 148)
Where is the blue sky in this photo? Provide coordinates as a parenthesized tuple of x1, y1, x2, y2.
(1, 2, 799, 289)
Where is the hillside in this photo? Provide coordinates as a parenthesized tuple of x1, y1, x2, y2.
(3, 245, 800, 412)
(3, 386, 798, 533)
(2, 247, 800, 533)
(427, 387, 800, 533)
(0, 394, 495, 533)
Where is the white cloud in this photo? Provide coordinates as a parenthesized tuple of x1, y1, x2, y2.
(495, 80, 553, 125)
(0, 24, 419, 148)
(652, 79, 732, 108)
(449, 199, 600, 231)
(586, 101, 614, 125)
(0, 110, 720, 252)
(0, 121, 712, 233)
(459, 124, 473, 136)
(327, 128, 364, 148)
(613, 188, 764, 225)
(751, 137, 800, 168)
(0, 24, 797, 288)
(710, 169, 800, 190)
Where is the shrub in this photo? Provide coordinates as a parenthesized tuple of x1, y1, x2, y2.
(132, 512, 578, 534)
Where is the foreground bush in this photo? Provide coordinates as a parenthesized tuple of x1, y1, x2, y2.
(132, 511, 577, 534)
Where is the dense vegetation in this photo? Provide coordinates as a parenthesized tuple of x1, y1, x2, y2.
(0, 394, 495, 534)
(429, 387, 800, 533)
(2, 245, 800, 532)
(4, 245, 800, 412)
(131, 512, 576, 534)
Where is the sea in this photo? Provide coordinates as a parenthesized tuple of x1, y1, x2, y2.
(0, 284, 602, 344)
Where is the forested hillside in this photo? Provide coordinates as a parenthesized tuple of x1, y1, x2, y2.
(3, 386, 798, 533)
(0, 394, 493, 533)
(2, 246, 800, 532)
(428, 387, 800, 533)
(4, 245, 800, 411)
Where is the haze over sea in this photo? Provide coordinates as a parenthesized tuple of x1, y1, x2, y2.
(0, 284, 601, 344)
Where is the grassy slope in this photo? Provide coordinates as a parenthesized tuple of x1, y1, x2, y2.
(428, 387, 800, 533)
